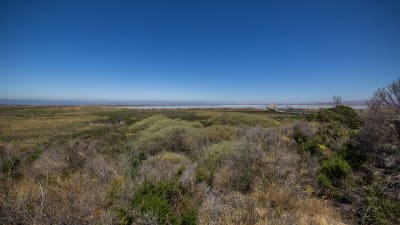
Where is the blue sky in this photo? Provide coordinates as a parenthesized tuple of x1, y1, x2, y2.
(1, 0, 399, 103)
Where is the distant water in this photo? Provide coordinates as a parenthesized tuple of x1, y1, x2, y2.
(0, 99, 367, 110)
(123, 104, 367, 110)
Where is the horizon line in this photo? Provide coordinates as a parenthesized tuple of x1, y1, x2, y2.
(0, 98, 367, 106)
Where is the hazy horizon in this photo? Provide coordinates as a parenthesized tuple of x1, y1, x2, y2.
(0, 98, 367, 106)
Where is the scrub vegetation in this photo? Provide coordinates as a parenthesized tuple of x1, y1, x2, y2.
(1, 79, 399, 225)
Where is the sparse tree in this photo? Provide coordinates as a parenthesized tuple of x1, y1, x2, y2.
(355, 78, 400, 169)
(332, 96, 342, 106)
(369, 78, 400, 114)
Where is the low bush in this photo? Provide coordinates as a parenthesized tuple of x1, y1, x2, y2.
(353, 109, 400, 170)
(295, 121, 347, 155)
(131, 115, 203, 155)
(294, 126, 308, 144)
(130, 179, 197, 225)
(366, 180, 400, 225)
(293, 122, 315, 144)
(202, 141, 236, 169)
(204, 125, 237, 143)
(195, 166, 213, 185)
(309, 106, 361, 129)
(138, 152, 191, 181)
(0, 156, 21, 180)
(228, 166, 257, 193)
(128, 115, 171, 132)
(318, 157, 351, 191)
(195, 141, 237, 186)
(320, 157, 351, 179)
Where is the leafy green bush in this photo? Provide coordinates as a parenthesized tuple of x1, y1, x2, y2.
(320, 157, 351, 179)
(296, 121, 348, 155)
(131, 179, 197, 225)
(195, 141, 237, 186)
(309, 106, 361, 129)
(318, 157, 351, 191)
(203, 141, 237, 169)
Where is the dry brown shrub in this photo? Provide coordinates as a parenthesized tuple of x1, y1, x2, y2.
(198, 191, 258, 225)
(138, 151, 191, 182)
(1, 172, 112, 225)
(213, 165, 233, 191)
(197, 124, 345, 225)
(198, 184, 346, 225)
(183, 128, 208, 153)
(29, 139, 103, 177)
(205, 125, 238, 143)
(252, 183, 346, 225)
(84, 154, 121, 183)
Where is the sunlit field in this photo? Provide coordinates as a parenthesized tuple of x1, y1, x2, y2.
(2, 103, 398, 225)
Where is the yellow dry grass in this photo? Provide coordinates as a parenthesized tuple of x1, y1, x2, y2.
(154, 151, 191, 164)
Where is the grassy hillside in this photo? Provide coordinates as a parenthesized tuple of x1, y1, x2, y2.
(0, 106, 398, 225)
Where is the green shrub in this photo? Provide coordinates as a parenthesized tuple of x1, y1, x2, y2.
(297, 121, 348, 155)
(317, 173, 335, 191)
(131, 180, 197, 225)
(195, 166, 213, 185)
(205, 125, 237, 143)
(293, 126, 308, 144)
(310, 106, 361, 129)
(129, 152, 146, 178)
(128, 115, 171, 132)
(195, 141, 238, 187)
(337, 144, 366, 168)
(0, 156, 21, 179)
(203, 141, 236, 170)
(318, 157, 351, 191)
(320, 157, 351, 179)
(367, 181, 400, 225)
(130, 115, 202, 133)
(131, 116, 203, 154)
(180, 208, 197, 225)
(330, 106, 361, 129)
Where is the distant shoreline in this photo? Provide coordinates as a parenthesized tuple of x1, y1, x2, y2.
(121, 104, 367, 110)
(0, 99, 367, 107)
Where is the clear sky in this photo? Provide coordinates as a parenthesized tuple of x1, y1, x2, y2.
(1, 0, 399, 103)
